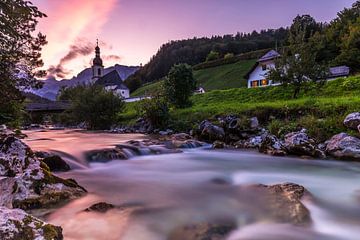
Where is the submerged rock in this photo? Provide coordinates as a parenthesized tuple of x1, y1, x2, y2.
(0, 132, 86, 211)
(168, 222, 236, 240)
(344, 112, 360, 130)
(0, 207, 63, 240)
(84, 202, 115, 213)
(40, 155, 70, 172)
(325, 133, 360, 160)
(284, 129, 326, 158)
(259, 134, 287, 156)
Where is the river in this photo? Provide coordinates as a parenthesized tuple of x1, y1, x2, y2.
(23, 129, 360, 240)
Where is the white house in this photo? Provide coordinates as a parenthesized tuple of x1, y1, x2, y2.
(245, 50, 350, 88)
(245, 50, 280, 88)
(90, 40, 130, 99)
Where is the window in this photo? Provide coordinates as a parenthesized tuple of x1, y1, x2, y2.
(262, 64, 267, 71)
(261, 79, 268, 86)
(98, 68, 101, 76)
(251, 81, 258, 88)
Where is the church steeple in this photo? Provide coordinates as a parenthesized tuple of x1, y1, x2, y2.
(91, 39, 104, 83)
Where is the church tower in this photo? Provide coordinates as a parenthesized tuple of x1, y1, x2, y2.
(91, 39, 104, 83)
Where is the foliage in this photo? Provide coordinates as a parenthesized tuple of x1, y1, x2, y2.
(136, 96, 169, 129)
(131, 80, 164, 97)
(206, 51, 220, 62)
(163, 64, 197, 108)
(269, 15, 328, 98)
(224, 53, 235, 59)
(125, 28, 289, 91)
(59, 85, 125, 130)
(0, 0, 47, 125)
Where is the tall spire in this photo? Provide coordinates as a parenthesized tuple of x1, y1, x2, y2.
(93, 39, 103, 66)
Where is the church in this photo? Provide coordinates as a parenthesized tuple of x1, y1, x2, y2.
(90, 41, 130, 99)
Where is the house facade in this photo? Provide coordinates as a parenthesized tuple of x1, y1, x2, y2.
(245, 50, 280, 88)
(245, 50, 350, 88)
(90, 41, 130, 99)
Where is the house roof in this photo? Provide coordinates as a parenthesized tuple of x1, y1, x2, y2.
(257, 50, 280, 62)
(244, 50, 281, 79)
(329, 66, 350, 78)
(96, 70, 128, 90)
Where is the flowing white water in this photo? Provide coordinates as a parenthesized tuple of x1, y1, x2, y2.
(23, 130, 360, 240)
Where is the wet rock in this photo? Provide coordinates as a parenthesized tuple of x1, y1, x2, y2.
(0, 125, 7, 131)
(199, 120, 225, 142)
(284, 129, 326, 158)
(0, 207, 63, 240)
(358, 124, 360, 134)
(247, 183, 312, 225)
(325, 133, 360, 160)
(234, 135, 264, 149)
(212, 141, 226, 149)
(259, 134, 287, 156)
(171, 133, 193, 141)
(168, 222, 236, 240)
(344, 112, 360, 130)
(84, 202, 115, 213)
(42, 155, 70, 172)
(86, 148, 128, 162)
(159, 129, 174, 136)
(0, 131, 86, 211)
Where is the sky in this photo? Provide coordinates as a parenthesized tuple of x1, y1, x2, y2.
(32, 0, 355, 79)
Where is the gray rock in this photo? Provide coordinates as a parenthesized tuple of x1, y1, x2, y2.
(250, 117, 259, 129)
(199, 120, 225, 142)
(212, 141, 226, 149)
(284, 129, 326, 158)
(259, 134, 287, 156)
(0, 207, 63, 240)
(326, 133, 360, 160)
(344, 112, 360, 130)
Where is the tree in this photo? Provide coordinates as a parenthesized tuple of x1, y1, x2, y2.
(269, 16, 328, 98)
(163, 64, 197, 108)
(59, 85, 125, 130)
(136, 95, 169, 129)
(0, 0, 47, 124)
(224, 53, 235, 59)
(206, 50, 220, 62)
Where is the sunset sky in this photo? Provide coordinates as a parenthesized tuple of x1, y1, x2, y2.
(32, 0, 354, 79)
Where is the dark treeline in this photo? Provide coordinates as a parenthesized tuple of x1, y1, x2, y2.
(126, 1, 360, 93)
(125, 28, 289, 91)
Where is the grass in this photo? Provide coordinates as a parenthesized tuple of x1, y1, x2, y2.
(131, 59, 256, 97)
(193, 59, 256, 90)
(121, 75, 360, 142)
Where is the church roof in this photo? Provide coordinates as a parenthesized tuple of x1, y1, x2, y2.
(96, 70, 129, 90)
(257, 50, 280, 62)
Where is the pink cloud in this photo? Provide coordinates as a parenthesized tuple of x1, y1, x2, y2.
(34, 0, 118, 78)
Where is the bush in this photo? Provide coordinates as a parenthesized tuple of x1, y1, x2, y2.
(206, 51, 220, 62)
(136, 96, 169, 129)
(224, 53, 235, 59)
(59, 85, 125, 130)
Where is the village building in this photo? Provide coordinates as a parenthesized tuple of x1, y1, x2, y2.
(245, 50, 350, 88)
(91, 41, 130, 99)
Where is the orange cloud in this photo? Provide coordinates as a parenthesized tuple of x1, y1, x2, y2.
(35, 0, 118, 78)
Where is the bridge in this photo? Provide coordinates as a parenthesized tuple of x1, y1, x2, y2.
(25, 101, 71, 113)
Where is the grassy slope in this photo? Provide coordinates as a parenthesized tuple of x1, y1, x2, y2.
(121, 75, 360, 141)
(131, 59, 256, 97)
(193, 59, 256, 90)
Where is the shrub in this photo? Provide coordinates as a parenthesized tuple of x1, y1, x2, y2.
(137, 96, 169, 129)
(206, 51, 220, 62)
(224, 53, 235, 59)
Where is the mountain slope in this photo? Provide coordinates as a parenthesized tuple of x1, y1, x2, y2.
(31, 64, 139, 100)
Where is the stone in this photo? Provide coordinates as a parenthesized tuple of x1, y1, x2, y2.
(344, 112, 360, 130)
(199, 120, 225, 142)
(358, 124, 360, 134)
(168, 222, 236, 240)
(259, 134, 287, 156)
(0, 131, 86, 211)
(212, 141, 226, 149)
(84, 202, 115, 213)
(42, 155, 71, 172)
(171, 133, 193, 141)
(284, 129, 326, 158)
(250, 117, 259, 129)
(325, 133, 360, 160)
(0, 207, 63, 240)
(85, 148, 128, 162)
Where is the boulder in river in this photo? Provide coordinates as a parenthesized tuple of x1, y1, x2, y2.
(259, 134, 287, 156)
(343, 112, 360, 130)
(35, 153, 71, 172)
(284, 129, 326, 158)
(325, 133, 360, 160)
(198, 120, 225, 142)
(0, 207, 63, 240)
(0, 131, 86, 211)
(212, 140, 226, 149)
(84, 202, 115, 213)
